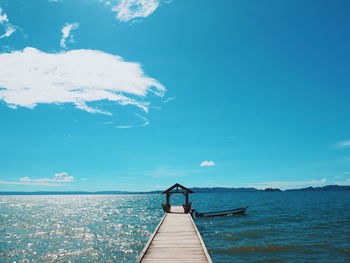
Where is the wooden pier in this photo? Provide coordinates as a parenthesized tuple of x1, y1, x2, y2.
(136, 184, 212, 263)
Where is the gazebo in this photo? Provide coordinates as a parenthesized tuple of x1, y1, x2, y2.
(161, 183, 194, 213)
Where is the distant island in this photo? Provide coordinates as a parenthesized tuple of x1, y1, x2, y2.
(284, 185, 350, 192)
(0, 185, 349, 195)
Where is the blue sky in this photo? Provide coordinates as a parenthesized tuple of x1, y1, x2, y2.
(0, 0, 350, 191)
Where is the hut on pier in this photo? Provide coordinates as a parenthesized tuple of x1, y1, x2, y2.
(161, 183, 194, 213)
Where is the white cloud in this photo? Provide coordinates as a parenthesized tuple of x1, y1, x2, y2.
(332, 140, 350, 149)
(19, 172, 74, 183)
(248, 178, 327, 190)
(0, 7, 16, 39)
(0, 172, 72, 186)
(149, 167, 202, 178)
(200, 161, 215, 167)
(134, 113, 150, 126)
(151, 167, 178, 178)
(334, 179, 350, 185)
(116, 113, 149, 128)
(0, 47, 165, 115)
(101, 121, 114, 125)
(111, 0, 159, 22)
(50, 1, 165, 22)
(164, 97, 176, 103)
(60, 23, 79, 49)
(0, 181, 64, 186)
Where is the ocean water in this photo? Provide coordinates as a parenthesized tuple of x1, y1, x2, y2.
(0, 192, 349, 263)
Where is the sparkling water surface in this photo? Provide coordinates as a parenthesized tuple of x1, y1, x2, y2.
(0, 192, 349, 262)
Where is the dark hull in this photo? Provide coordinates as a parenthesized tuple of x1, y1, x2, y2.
(195, 206, 248, 218)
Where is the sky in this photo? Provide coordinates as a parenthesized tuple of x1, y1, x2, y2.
(0, 0, 350, 191)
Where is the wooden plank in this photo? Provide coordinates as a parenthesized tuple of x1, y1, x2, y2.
(141, 260, 208, 263)
(170, 205, 185, 213)
(137, 206, 212, 263)
(135, 213, 167, 263)
(188, 212, 213, 263)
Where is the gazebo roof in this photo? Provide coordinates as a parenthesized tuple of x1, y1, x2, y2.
(162, 183, 194, 194)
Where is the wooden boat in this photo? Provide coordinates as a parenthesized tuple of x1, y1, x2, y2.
(194, 206, 248, 218)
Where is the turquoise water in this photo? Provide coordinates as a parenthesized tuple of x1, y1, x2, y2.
(0, 192, 349, 262)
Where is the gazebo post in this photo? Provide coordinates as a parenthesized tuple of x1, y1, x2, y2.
(166, 193, 170, 206)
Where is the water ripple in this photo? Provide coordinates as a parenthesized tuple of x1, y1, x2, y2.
(0, 192, 349, 262)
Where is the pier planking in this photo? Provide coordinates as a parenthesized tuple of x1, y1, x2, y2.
(136, 206, 212, 263)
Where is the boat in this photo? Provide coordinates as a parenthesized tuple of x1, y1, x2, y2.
(194, 206, 248, 218)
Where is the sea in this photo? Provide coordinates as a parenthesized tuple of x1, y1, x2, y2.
(0, 191, 349, 263)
